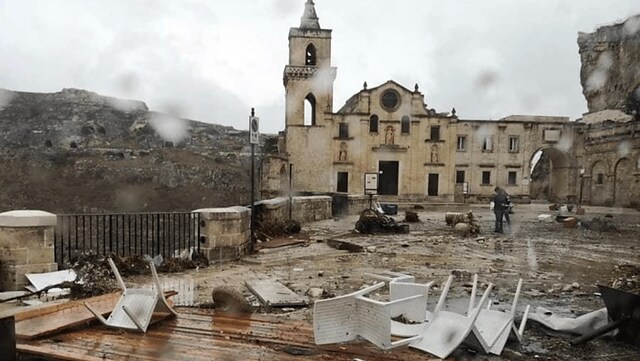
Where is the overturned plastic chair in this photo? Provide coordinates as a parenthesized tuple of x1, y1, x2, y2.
(84, 258, 177, 332)
(314, 281, 424, 349)
(469, 277, 530, 355)
(410, 281, 494, 359)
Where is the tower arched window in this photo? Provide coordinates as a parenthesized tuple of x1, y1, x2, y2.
(304, 93, 317, 126)
(369, 114, 379, 133)
(401, 116, 410, 134)
(305, 43, 317, 66)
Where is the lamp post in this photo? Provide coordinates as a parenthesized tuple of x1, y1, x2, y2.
(249, 108, 259, 253)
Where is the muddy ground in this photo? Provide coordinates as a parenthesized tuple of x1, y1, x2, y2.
(132, 203, 640, 360)
(10, 203, 638, 360)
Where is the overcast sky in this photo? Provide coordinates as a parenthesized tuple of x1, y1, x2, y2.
(0, 0, 639, 134)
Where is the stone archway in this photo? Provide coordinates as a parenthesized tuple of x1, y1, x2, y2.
(529, 147, 572, 202)
(613, 158, 632, 206)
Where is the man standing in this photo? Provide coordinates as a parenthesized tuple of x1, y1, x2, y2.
(492, 187, 509, 233)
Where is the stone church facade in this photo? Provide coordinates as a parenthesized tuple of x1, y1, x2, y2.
(262, 1, 640, 207)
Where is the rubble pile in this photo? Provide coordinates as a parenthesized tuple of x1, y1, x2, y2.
(445, 211, 481, 236)
(257, 219, 302, 241)
(66, 252, 209, 298)
(581, 217, 617, 232)
(611, 264, 640, 294)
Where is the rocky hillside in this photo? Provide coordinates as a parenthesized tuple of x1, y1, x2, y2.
(0, 88, 274, 213)
(578, 15, 640, 113)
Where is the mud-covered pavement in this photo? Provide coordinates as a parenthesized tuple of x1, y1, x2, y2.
(129, 203, 640, 360)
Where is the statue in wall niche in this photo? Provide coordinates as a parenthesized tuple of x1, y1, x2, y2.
(338, 142, 348, 161)
(431, 144, 439, 163)
(385, 126, 395, 145)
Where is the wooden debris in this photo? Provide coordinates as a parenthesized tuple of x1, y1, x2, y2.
(326, 239, 364, 253)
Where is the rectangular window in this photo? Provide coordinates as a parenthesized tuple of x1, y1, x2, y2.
(508, 136, 519, 152)
(456, 170, 465, 184)
(482, 136, 493, 152)
(508, 171, 517, 185)
(482, 171, 491, 185)
(337, 172, 348, 192)
(338, 123, 349, 138)
(430, 126, 440, 141)
(596, 173, 604, 185)
(457, 136, 467, 151)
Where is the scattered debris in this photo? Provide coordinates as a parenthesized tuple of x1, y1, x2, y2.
(25, 270, 76, 292)
(537, 214, 554, 223)
(355, 209, 409, 234)
(404, 210, 420, 222)
(307, 288, 324, 298)
(581, 217, 617, 232)
(245, 280, 307, 308)
(529, 306, 612, 336)
(563, 217, 578, 228)
(326, 239, 364, 253)
(445, 211, 480, 236)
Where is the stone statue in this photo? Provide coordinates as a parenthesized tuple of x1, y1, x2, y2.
(339, 142, 348, 161)
(385, 126, 395, 145)
(431, 144, 439, 163)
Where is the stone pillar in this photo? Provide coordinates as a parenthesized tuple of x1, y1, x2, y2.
(0, 210, 58, 291)
(194, 207, 250, 263)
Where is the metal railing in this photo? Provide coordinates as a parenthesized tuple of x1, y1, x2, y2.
(54, 212, 201, 265)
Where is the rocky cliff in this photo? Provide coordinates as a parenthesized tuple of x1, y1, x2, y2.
(578, 15, 640, 114)
(0, 88, 273, 213)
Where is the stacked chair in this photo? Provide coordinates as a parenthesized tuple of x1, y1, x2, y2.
(313, 271, 530, 359)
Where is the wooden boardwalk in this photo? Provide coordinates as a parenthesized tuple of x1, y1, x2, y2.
(17, 308, 443, 361)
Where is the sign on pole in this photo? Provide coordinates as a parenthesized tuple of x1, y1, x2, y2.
(249, 116, 260, 144)
(364, 173, 378, 195)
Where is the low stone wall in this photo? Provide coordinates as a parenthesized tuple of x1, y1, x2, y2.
(256, 196, 332, 224)
(345, 195, 376, 215)
(0, 210, 58, 291)
(194, 207, 250, 263)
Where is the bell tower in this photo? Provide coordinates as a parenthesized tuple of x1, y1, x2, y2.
(284, 0, 337, 127)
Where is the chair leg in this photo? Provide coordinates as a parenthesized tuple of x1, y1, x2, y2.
(467, 274, 478, 315)
(434, 275, 453, 314)
(107, 258, 127, 291)
(84, 302, 109, 325)
(517, 305, 531, 337)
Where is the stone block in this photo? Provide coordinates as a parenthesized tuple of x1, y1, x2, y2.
(576, 207, 586, 215)
(0, 247, 29, 266)
(27, 246, 56, 264)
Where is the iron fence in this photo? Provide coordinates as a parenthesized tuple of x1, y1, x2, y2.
(54, 212, 201, 265)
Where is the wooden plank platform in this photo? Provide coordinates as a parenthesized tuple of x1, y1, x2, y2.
(245, 279, 308, 307)
(17, 308, 444, 361)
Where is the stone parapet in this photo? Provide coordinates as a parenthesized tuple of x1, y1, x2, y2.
(0, 210, 57, 291)
(194, 207, 250, 263)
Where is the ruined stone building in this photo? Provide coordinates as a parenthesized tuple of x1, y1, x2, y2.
(262, 1, 640, 207)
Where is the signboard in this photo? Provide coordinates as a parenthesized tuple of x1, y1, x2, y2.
(249, 116, 260, 144)
(463, 182, 469, 195)
(364, 173, 378, 195)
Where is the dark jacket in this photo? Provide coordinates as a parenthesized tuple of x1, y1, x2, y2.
(492, 192, 509, 211)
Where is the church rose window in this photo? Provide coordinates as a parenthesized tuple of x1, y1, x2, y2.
(381, 89, 400, 111)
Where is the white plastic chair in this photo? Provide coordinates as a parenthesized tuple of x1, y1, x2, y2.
(84, 258, 177, 332)
(410, 281, 494, 359)
(313, 281, 424, 349)
(468, 276, 531, 355)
